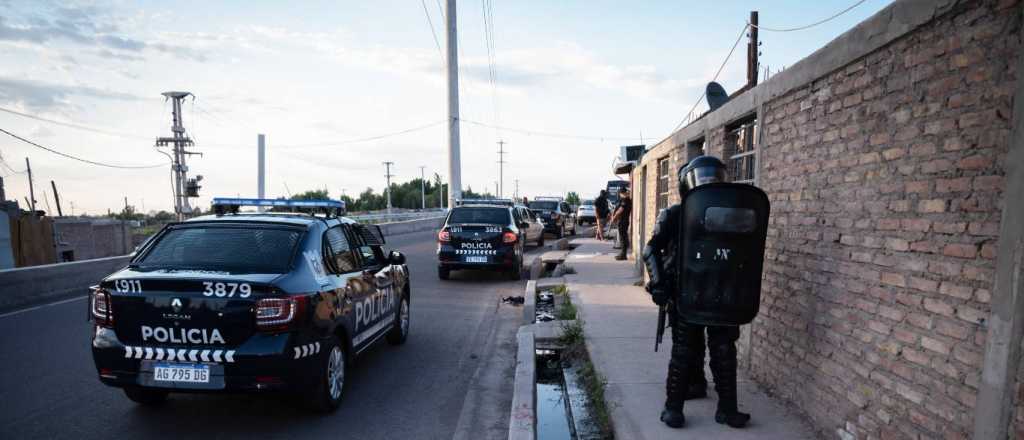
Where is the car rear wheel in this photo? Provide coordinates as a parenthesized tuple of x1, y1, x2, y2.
(537, 232, 545, 247)
(438, 267, 450, 280)
(307, 336, 347, 412)
(123, 386, 168, 406)
(386, 295, 410, 345)
(556, 227, 563, 239)
(508, 260, 522, 281)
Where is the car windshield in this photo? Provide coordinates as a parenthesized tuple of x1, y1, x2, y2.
(582, 200, 594, 206)
(448, 207, 511, 225)
(528, 201, 559, 211)
(136, 226, 302, 273)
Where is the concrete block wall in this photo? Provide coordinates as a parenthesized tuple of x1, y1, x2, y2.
(631, 0, 1023, 438)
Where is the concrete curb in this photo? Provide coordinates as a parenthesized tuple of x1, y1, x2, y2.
(523, 280, 537, 325)
(509, 329, 536, 440)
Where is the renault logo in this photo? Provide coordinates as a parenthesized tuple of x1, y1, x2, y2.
(171, 298, 183, 312)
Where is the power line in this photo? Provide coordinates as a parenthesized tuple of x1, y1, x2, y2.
(458, 118, 657, 142)
(0, 127, 167, 169)
(0, 106, 151, 140)
(670, 23, 749, 133)
(272, 120, 447, 148)
(420, 0, 444, 60)
(749, 0, 868, 32)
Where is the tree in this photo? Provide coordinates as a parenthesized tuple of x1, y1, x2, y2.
(290, 189, 329, 200)
(565, 191, 581, 206)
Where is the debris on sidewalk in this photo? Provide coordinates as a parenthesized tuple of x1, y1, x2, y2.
(502, 296, 525, 305)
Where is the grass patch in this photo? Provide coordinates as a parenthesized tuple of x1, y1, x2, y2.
(551, 284, 568, 295)
(561, 323, 614, 439)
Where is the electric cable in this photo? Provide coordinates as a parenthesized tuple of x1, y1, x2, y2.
(421, 0, 444, 60)
(0, 127, 168, 169)
(458, 118, 657, 142)
(749, 0, 868, 32)
(669, 23, 749, 133)
(0, 106, 152, 140)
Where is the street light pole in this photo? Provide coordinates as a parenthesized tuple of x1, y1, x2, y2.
(419, 166, 426, 210)
(445, 0, 462, 209)
(383, 161, 394, 214)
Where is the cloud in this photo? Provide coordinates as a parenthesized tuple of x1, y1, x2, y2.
(94, 49, 143, 62)
(0, 6, 206, 63)
(0, 76, 144, 112)
(29, 125, 54, 138)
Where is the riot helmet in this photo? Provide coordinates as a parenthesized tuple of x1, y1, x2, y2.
(678, 155, 727, 194)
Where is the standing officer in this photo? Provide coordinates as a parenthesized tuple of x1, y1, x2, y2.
(642, 156, 770, 429)
(610, 188, 632, 260)
(594, 190, 610, 241)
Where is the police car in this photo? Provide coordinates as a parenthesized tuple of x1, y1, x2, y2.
(436, 199, 539, 280)
(89, 198, 410, 412)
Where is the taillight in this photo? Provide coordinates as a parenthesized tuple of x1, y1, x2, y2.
(503, 231, 518, 244)
(256, 296, 307, 331)
(438, 230, 451, 242)
(91, 286, 113, 327)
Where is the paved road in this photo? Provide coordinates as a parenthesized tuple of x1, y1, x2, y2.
(0, 229, 538, 440)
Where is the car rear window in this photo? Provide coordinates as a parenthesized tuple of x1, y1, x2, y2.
(448, 207, 511, 225)
(528, 201, 558, 211)
(137, 226, 302, 273)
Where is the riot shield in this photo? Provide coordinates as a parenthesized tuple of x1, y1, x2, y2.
(675, 183, 770, 326)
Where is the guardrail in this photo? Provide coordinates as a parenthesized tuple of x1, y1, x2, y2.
(348, 209, 446, 224)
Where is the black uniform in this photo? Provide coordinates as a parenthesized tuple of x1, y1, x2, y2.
(615, 195, 632, 259)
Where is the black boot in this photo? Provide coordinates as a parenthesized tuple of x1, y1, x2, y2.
(708, 326, 749, 428)
(715, 410, 750, 428)
(660, 404, 685, 428)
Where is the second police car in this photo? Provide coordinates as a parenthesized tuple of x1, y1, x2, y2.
(436, 199, 543, 280)
(89, 198, 410, 412)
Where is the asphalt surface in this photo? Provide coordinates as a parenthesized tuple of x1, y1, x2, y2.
(0, 229, 543, 440)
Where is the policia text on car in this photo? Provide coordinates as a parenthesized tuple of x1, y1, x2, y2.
(643, 156, 770, 429)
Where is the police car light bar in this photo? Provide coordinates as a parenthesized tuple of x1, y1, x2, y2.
(455, 198, 514, 207)
(533, 196, 563, 201)
(211, 198, 346, 216)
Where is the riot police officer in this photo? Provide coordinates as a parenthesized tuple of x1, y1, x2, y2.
(643, 155, 770, 429)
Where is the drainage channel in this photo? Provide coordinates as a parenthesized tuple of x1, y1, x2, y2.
(536, 349, 574, 440)
(536, 348, 604, 440)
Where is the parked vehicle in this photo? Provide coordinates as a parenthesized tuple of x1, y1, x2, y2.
(528, 197, 576, 238)
(89, 198, 410, 412)
(436, 201, 531, 280)
(576, 199, 596, 225)
(606, 180, 630, 211)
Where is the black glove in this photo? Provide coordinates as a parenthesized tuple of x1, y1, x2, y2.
(646, 282, 670, 306)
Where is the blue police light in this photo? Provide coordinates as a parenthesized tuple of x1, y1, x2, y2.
(211, 198, 346, 215)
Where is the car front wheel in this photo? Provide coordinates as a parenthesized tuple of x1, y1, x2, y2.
(386, 295, 410, 345)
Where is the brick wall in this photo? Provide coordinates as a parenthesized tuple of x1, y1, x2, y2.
(631, 0, 1021, 438)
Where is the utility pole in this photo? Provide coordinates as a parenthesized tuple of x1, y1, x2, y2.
(514, 178, 520, 200)
(383, 161, 394, 214)
(50, 181, 63, 216)
(155, 91, 199, 221)
(419, 166, 426, 210)
(445, 0, 463, 208)
(25, 157, 36, 216)
(257, 134, 266, 210)
(748, 11, 759, 88)
(496, 140, 507, 198)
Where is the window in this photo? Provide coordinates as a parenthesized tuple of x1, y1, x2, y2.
(358, 245, 382, 269)
(325, 226, 358, 273)
(686, 138, 706, 161)
(449, 207, 512, 224)
(726, 116, 758, 183)
(527, 201, 559, 211)
(138, 226, 301, 274)
(656, 157, 671, 211)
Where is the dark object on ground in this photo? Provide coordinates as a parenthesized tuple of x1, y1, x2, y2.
(501, 296, 525, 305)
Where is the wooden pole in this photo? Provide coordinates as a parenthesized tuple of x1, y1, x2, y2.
(50, 180, 63, 217)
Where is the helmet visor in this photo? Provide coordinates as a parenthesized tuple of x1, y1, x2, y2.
(682, 166, 726, 191)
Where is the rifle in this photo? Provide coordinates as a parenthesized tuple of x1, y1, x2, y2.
(655, 303, 667, 352)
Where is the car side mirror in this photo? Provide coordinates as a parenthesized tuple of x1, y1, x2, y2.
(389, 250, 406, 265)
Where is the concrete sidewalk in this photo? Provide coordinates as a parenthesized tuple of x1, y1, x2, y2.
(565, 237, 818, 439)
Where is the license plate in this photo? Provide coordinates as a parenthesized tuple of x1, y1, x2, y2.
(465, 256, 488, 263)
(154, 363, 210, 383)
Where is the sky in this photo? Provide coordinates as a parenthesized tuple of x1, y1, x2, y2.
(0, 0, 893, 215)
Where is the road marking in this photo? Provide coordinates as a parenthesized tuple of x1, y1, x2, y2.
(0, 296, 87, 319)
